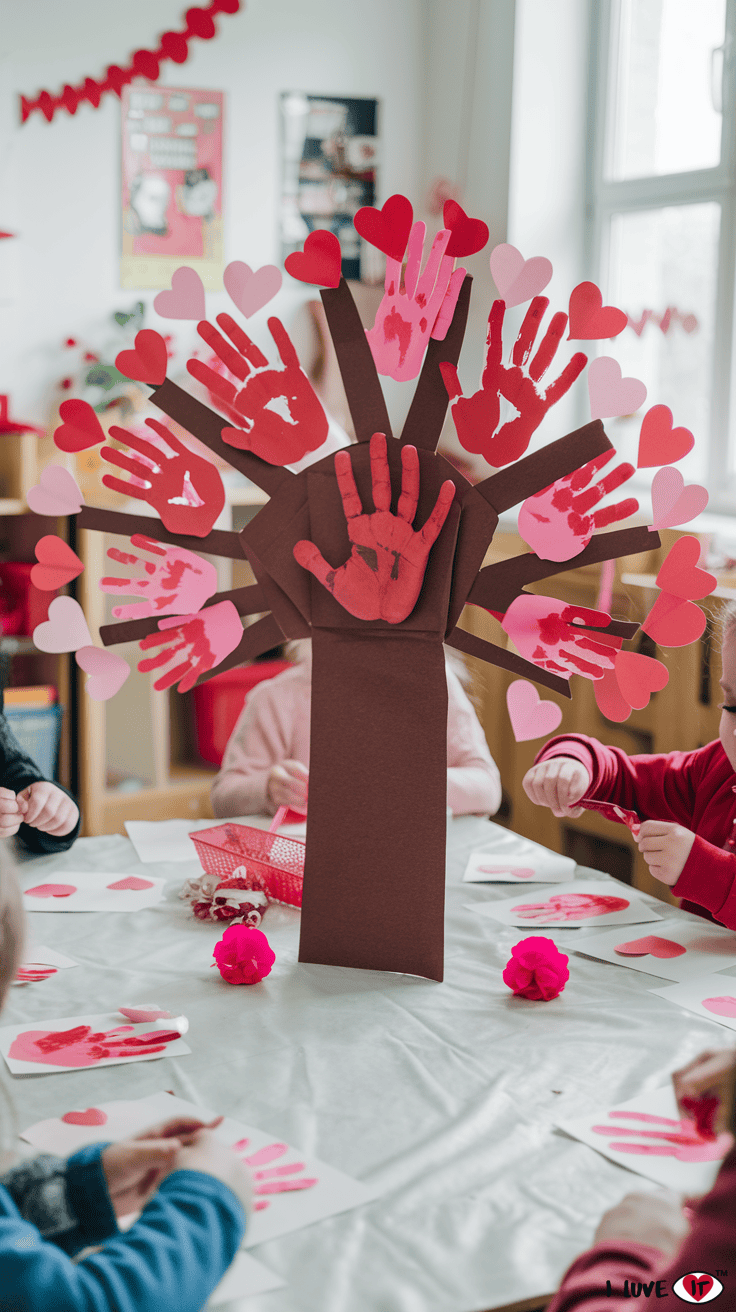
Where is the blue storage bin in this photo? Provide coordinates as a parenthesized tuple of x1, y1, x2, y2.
(5, 705, 63, 780)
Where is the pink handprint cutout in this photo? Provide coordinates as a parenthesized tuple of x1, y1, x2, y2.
(232, 1138, 318, 1212)
(102, 420, 225, 538)
(188, 314, 328, 464)
(511, 893, 630, 922)
(592, 1110, 732, 1163)
(101, 534, 218, 620)
(440, 298, 588, 467)
(501, 594, 620, 681)
(9, 1024, 183, 1068)
(365, 223, 466, 382)
(137, 600, 244, 693)
(517, 450, 638, 562)
(293, 433, 455, 623)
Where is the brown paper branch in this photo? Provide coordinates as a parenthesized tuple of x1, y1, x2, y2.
(320, 279, 393, 442)
(475, 420, 613, 513)
(446, 624, 572, 697)
(77, 506, 244, 559)
(400, 273, 472, 451)
(99, 583, 268, 647)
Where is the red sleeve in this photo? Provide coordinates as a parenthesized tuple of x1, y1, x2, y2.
(673, 836, 736, 929)
(546, 1241, 664, 1312)
(534, 734, 704, 826)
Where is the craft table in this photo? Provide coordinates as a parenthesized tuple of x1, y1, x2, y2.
(6, 817, 732, 1312)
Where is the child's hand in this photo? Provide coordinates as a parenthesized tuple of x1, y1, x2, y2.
(18, 782, 79, 836)
(673, 1049, 736, 1137)
(0, 787, 24, 838)
(593, 1189, 689, 1258)
(267, 759, 308, 812)
(102, 1136, 184, 1217)
(636, 820, 695, 886)
(166, 1129, 253, 1215)
(522, 757, 591, 817)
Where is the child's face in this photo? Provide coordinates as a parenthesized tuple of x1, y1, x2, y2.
(718, 630, 736, 773)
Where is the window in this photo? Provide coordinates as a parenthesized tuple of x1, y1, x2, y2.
(589, 0, 736, 507)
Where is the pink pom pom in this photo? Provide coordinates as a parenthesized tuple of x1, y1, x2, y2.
(213, 923, 275, 985)
(502, 936, 569, 1001)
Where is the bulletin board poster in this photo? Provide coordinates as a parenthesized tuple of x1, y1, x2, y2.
(120, 85, 224, 291)
(280, 94, 379, 283)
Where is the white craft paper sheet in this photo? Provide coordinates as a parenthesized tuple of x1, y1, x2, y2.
(462, 825, 576, 883)
(1, 1014, 191, 1075)
(21, 1090, 379, 1248)
(209, 1251, 286, 1305)
(125, 816, 307, 866)
(21, 871, 165, 912)
(558, 1085, 731, 1194)
(12, 945, 78, 984)
(467, 879, 663, 929)
(650, 973, 736, 1032)
(574, 919, 736, 982)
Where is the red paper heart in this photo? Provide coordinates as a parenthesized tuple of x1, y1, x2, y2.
(31, 536, 84, 591)
(107, 876, 154, 891)
(593, 666, 632, 722)
(25, 883, 77, 898)
(62, 1107, 108, 1126)
(115, 330, 168, 385)
(641, 592, 707, 647)
(284, 231, 342, 288)
(54, 399, 106, 454)
(676, 1274, 715, 1303)
(568, 281, 627, 340)
(443, 200, 489, 258)
(637, 405, 694, 468)
(655, 536, 717, 600)
(613, 651, 669, 710)
(354, 194, 413, 261)
(614, 935, 687, 959)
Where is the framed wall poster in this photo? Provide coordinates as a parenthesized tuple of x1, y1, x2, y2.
(121, 84, 224, 290)
(280, 93, 380, 283)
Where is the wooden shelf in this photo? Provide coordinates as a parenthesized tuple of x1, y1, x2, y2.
(0, 499, 26, 516)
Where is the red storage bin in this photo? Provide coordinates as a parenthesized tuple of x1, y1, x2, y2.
(191, 661, 291, 766)
(189, 822, 304, 908)
(0, 563, 52, 635)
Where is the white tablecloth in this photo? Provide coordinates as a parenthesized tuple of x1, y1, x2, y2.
(6, 819, 732, 1312)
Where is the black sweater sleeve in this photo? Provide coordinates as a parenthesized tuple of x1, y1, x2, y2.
(0, 693, 80, 854)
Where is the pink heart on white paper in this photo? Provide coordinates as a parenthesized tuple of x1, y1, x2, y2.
(223, 261, 283, 317)
(614, 935, 686, 959)
(153, 266, 206, 320)
(75, 646, 130, 700)
(107, 876, 154, 891)
(650, 466, 709, 530)
(489, 243, 553, 308)
(33, 597, 92, 653)
(702, 996, 736, 1017)
(25, 883, 77, 898)
(118, 1004, 172, 1022)
(588, 356, 647, 420)
(27, 465, 84, 517)
(477, 865, 536, 879)
(506, 680, 563, 742)
(62, 1107, 108, 1126)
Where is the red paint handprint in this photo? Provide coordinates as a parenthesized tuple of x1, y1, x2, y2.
(137, 600, 244, 693)
(517, 450, 638, 562)
(501, 594, 620, 680)
(592, 1110, 732, 1163)
(9, 1023, 183, 1069)
(293, 433, 455, 624)
(188, 314, 328, 465)
(365, 223, 466, 382)
(440, 298, 587, 467)
(101, 534, 218, 620)
(512, 893, 630, 922)
(102, 420, 225, 538)
(232, 1138, 318, 1212)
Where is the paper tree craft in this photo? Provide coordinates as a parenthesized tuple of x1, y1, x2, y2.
(36, 199, 679, 982)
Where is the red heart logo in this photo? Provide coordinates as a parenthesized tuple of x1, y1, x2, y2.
(568, 281, 627, 340)
(54, 399, 105, 454)
(613, 651, 668, 710)
(655, 536, 717, 600)
(675, 1274, 716, 1303)
(641, 592, 707, 647)
(31, 535, 84, 591)
(614, 935, 687, 959)
(115, 330, 168, 385)
(354, 194, 413, 261)
(637, 404, 694, 468)
(443, 200, 489, 258)
(107, 876, 154, 890)
(25, 883, 77, 898)
(284, 231, 342, 287)
(62, 1107, 108, 1126)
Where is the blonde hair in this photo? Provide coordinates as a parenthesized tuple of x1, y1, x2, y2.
(722, 601, 736, 647)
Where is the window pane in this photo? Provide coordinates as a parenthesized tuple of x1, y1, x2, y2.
(604, 203, 719, 485)
(607, 0, 726, 179)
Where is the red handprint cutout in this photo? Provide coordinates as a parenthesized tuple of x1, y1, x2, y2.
(102, 420, 225, 538)
(592, 1110, 732, 1163)
(517, 450, 638, 562)
(501, 594, 621, 680)
(101, 534, 218, 620)
(512, 893, 630, 922)
(9, 1023, 183, 1069)
(188, 314, 328, 464)
(365, 223, 466, 382)
(440, 298, 587, 467)
(137, 600, 244, 693)
(232, 1138, 318, 1212)
(293, 433, 455, 624)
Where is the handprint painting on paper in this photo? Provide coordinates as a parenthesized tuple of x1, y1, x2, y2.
(592, 1110, 732, 1163)
(102, 420, 225, 537)
(137, 601, 244, 693)
(518, 450, 638, 562)
(101, 535, 218, 620)
(366, 223, 466, 381)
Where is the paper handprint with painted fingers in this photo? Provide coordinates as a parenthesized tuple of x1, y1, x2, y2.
(101, 535, 218, 621)
(232, 1138, 318, 1212)
(592, 1109, 732, 1163)
(365, 223, 466, 382)
(102, 420, 225, 538)
(501, 594, 621, 681)
(440, 298, 587, 467)
(137, 600, 244, 693)
(188, 314, 328, 465)
(518, 450, 639, 562)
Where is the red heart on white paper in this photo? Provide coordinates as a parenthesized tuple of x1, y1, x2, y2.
(614, 936, 686, 959)
(61, 1107, 108, 1126)
(506, 680, 562, 742)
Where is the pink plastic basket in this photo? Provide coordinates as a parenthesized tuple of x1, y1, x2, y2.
(189, 822, 304, 908)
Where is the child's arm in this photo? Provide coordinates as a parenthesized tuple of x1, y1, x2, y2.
(0, 701, 80, 853)
(527, 733, 702, 823)
(445, 668, 502, 815)
(1, 1147, 117, 1255)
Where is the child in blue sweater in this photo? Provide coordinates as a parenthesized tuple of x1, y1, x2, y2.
(0, 851, 252, 1312)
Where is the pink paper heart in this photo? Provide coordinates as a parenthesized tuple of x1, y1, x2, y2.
(702, 996, 736, 1017)
(477, 865, 536, 879)
(614, 935, 687, 959)
(75, 646, 130, 700)
(153, 266, 206, 320)
(118, 1004, 172, 1022)
(223, 261, 282, 317)
(588, 357, 647, 420)
(25, 883, 77, 898)
(650, 466, 709, 530)
(27, 465, 84, 517)
(31, 536, 84, 590)
(506, 679, 563, 742)
(33, 597, 92, 653)
(107, 876, 154, 891)
(489, 243, 553, 308)
(61, 1107, 108, 1126)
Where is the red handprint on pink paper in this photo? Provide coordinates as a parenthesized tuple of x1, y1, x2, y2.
(9, 1024, 183, 1069)
(102, 420, 225, 538)
(101, 534, 218, 621)
(517, 451, 638, 562)
(188, 315, 328, 465)
(293, 433, 455, 623)
(501, 594, 620, 680)
(137, 600, 243, 693)
(512, 893, 630, 922)
(232, 1138, 318, 1212)
(440, 298, 587, 467)
(365, 223, 466, 382)
(592, 1110, 732, 1163)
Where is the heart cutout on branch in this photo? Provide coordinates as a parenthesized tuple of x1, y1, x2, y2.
(54, 399, 106, 454)
(284, 231, 342, 287)
(506, 679, 563, 741)
(354, 194, 413, 261)
(153, 266, 206, 320)
(443, 200, 489, 257)
(223, 261, 282, 317)
(27, 466, 84, 517)
(115, 330, 168, 385)
(489, 243, 552, 308)
(637, 405, 694, 468)
(568, 282, 627, 340)
(650, 468, 709, 530)
(31, 536, 84, 591)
